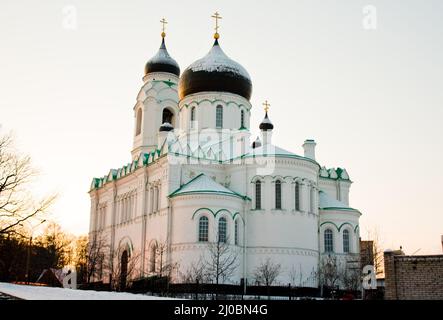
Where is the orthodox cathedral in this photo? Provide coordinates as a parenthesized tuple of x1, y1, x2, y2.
(89, 14, 362, 288)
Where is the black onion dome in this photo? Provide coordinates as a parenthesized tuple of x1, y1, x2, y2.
(178, 39, 252, 100)
(259, 112, 274, 131)
(159, 122, 174, 132)
(252, 136, 262, 149)
(145, 38, 180, 76)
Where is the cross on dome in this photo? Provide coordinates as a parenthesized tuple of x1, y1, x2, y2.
(263, 100, 270, 113)
(211, 11, 222, 39)
(160, 17, 168, 38)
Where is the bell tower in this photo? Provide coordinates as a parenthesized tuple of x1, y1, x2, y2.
(131, 19, 180, 159)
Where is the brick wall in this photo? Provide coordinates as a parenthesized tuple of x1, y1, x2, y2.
(384, 250, 443, 300)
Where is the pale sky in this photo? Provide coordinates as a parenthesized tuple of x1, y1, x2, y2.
(1, 0, 442, 254)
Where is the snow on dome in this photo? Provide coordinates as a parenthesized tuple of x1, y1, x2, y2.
(159, 122, 174, 132)
(259, 112, 274, 131)
(188, 41, 251, 79)
(145, 38, 180, 76)
(178, 39, 252, 100)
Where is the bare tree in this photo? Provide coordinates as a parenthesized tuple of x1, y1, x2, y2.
(109, 249, 141, 291)
(179, 258, 208, 284)
(340, 257, 361, 291)
(203, 234, 239, 298)
(86, 231, 109, 283)
(0, 133, 56, 235)
(153, 240, 179, 279)
(362, 228, 384, 277)
(289, 264, 304, 287)
(317, 255, 341, 289)
(254, 258, 281, 299)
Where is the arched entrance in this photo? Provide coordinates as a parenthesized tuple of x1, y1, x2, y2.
(162, 108, 174, 125)
(120, 250, 128, 291)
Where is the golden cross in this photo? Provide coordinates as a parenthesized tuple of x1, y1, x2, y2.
(160, 18, 167, 37)
(263, 100, 270, 113)
(211, 11, 222, 35)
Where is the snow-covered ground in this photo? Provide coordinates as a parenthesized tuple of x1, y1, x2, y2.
(0, 283, 178, 300)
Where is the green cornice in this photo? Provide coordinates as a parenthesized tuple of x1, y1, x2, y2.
(319, 221, 359, 233)
(90, 147, 168, 191)
(319, 176, 352, 183)
(191, 207, 244, 223)
(320, 207, 360, 214)
(180, 99, 251, 113)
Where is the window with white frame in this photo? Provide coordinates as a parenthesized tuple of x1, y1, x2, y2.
(216, 105, 223, 128)
(218, 217, 227, 243)
(275, 180, 282, 209)
(255, 180, 262, 209)
(240, 110, 245, 128)
(310, 186, 315, 213)
(295, 181, 300, 211)
(155, 186, 160, 212)
(150, 244, 157, 272)
(198, 216, 209, 242)
(136, 108, 142, 136)
(343, 229, 350, 253)
(324, 229, 334, 253)
(150, 188, 154, 213)
(191, 107, 196, 129)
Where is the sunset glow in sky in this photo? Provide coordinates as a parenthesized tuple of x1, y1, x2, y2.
(1, 0, 442, 254)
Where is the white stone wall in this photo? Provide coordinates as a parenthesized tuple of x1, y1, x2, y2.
(132, 72, 180, 158)
(319, 209, 360, 254)
(169, 193, 245, 283)
(179, 92, 251, 132)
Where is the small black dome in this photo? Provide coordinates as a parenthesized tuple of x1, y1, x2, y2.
(252, 136, 262, 149)
(145, 38, 180, 76)
(259, 112, 274, 131)
(159, 122, 174, 132)
(178, 39, 252, 100)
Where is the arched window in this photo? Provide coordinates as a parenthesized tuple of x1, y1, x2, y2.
(198, 216, 209, 242)
(218, 217, 227, 243)
(343, 229, 350, 253)
(120, 250, 128, 289)
(295, 181, 300, 211)
(275, 180, 282, 209)
(324, 229, 334, 253)
(255, 181, 262, 209)
(155, 186, 160, 212)
(149, 244, 157, 272)
(162, 108, 173, 125)
(149, 188, 154, 213)
(136, 108, 142, 136)
(240, 110, 245, 128)
(310, 187, 315, 213)
(190, 107, 196, 129)
(216, 105, 223, 128)
(234, 219, 239, 245)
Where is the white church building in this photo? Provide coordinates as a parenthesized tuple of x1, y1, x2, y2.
(89, 18, 362, 288)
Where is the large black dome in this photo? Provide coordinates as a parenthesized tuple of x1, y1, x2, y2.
(144, 38, 180, 77)
(178, 39, 252, 100)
